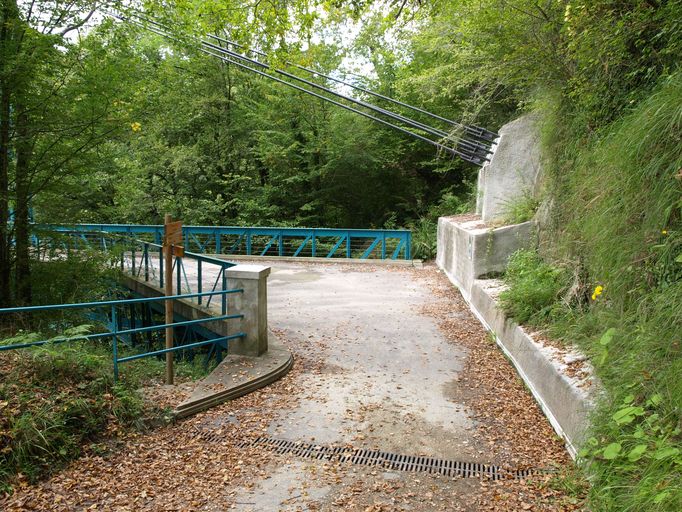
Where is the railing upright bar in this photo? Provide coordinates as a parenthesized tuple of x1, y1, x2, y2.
(112, 305, 119, 382)
(176, 257, 182, 295)
(181, 258, 191, 293)
(144, 243, 149, 281)
(197, 260, 203, 305)
(221, 268, 227, 315)
(159, 244, 164, 288)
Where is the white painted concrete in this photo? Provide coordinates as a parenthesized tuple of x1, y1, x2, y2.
(467, 279, 597, 458)
(435, 215, 596, 457)
(436, 216, 534, 297)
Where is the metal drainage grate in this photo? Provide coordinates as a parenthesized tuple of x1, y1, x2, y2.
(198, 430, 225, 443)
(227, 435, 538, 480)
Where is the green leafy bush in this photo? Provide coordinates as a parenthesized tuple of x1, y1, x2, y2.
(409, 217, 438, 260)
(409, 186, 475, 260)
(0, 334, 146, 493)
(500, 249, 567, 324)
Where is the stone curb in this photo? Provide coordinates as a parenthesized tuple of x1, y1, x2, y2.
(460, 277, 595, 459)
(173, 337, 294, 419)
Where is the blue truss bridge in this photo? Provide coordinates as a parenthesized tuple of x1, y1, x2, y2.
(36, 223, 413, 261)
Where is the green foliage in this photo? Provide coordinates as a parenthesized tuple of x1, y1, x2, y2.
(0, 321, 215, 493)
(409, 217, 437, 260)
(499, 249, 568, 325)
(501, 193, 540, 225)
(29, 248, 120, 307)
(511, 73, 682, 510)
(0, 336, 146, 492)
(33, 25, 470, 231)
(578, 390, 682, 511)
(409, 185, 474, 260)
(545, 72, 682, 306)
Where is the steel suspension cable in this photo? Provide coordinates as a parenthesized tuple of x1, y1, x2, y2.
(202, 33, 497, 143)
(125, 11, 492, 160)
(109, 11, 496, 165)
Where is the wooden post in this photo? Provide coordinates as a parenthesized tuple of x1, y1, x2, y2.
(164, 214, 174, 385)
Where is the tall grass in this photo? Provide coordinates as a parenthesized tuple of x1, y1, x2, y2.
(537, 72, 682, 511)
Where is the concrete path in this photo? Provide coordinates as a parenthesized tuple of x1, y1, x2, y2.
(218, 262, 488, 511)
(2, 259, 574, 512)
(264, 263, 474, 454)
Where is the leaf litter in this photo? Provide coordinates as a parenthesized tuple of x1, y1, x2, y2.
(2, 263, 586, 511)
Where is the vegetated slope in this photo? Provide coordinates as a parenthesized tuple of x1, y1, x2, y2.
(537, 71, 682, 511)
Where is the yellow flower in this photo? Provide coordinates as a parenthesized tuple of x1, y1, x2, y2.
(662, 230, 668, 235)
(591, 285, 604, 301)
(131, 122, 142, 132)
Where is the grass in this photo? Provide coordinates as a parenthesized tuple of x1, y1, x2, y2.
(501, 72, 682, 510)
(0, 252, 219, 494)
(0, 330, 218, 494)
(501, 191, 540, 225)
(0, 337, 146, 492)
(499, 249, 568, 325)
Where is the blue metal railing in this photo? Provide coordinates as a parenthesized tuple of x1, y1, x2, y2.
(32, 231, 237, 314)
(0, 289, 244, 381)
(119, 238, 236, 313)
(38, 224, 412, 260)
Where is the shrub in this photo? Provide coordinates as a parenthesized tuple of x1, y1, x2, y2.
(499, 249, 567, 324)
(409, 217, 438, 260)
(0, 335, 146, 493)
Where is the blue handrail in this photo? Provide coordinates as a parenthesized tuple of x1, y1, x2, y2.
(0, 288, 244, 381)
(36, 223, 413, 260)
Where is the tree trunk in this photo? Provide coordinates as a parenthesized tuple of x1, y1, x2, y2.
(0, 2, 13, 307)
(0, 84, 10, 307)
(14, 104, 31, 305)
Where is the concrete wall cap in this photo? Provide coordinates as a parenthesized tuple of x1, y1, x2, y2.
(226, 265, 271, 279)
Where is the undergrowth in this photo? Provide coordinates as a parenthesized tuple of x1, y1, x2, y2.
(501, 193, 540, 225)
(0, 327, 217, 494)
(410, 187, 475, 260)
(499, 249, 568, 325)
(0, 333, 147, 493)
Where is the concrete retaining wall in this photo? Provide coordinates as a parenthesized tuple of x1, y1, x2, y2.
(476, 114, 542, 223)
(436, 216, 534, 297)
(436, 216, 595, 458)
(468, 280, 595, 458)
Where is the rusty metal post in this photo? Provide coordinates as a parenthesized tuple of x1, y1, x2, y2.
(164, 213, 174, 385)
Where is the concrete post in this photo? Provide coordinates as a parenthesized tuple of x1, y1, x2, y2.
(226, 265, 270, 356)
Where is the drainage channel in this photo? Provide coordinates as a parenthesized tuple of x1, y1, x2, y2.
(197, 429, 539, 481)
